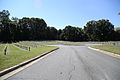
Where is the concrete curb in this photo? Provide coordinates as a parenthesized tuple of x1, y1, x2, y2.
(88, 47, 120, 59)
(0, 47, 59, 77)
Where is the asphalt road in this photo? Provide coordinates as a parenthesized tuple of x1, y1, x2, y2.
(7, 45, 120, 80)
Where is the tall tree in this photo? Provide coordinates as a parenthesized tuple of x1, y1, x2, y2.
(60, 25, 85, 41)
(46, 26, 58, 40)
(118, 12, 120, 15)
(84, 20, 97, 40)
(0, 10, 118, 42)
(84, 19, 114, 41)
(114, 27, 120, 41)
(0, 10, 12, 42)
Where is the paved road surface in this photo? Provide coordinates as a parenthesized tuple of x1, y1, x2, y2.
(7, 45, 120, 80)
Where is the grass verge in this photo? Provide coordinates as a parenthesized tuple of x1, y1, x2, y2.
(0, 44, 58, 71)
(19, 41, 84, 46)
(91, 44, 120, 55)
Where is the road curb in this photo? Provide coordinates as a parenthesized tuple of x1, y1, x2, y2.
(88, 47, 120, 59)
(0, 47, 59, 77)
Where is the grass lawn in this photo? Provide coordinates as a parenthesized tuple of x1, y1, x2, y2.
(91, 44, 120, 55)
(0, 44, 57, 71)
(19, 41, 84, 46)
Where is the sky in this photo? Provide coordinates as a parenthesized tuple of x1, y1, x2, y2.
(0, 0, 120, 29)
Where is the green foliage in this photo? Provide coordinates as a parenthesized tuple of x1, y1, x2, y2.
(0, 10, 10, 23)
(60, 25, 86, 41)
(46, 27, 58, 40)
(84, 19, 114, 41)
(118, 12, 120, 15)
(114, 27, 120, 40)
(0, 10, 120, 42)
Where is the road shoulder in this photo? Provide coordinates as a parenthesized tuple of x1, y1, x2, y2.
(0, 47, 59, 80)
(88, 47, 120, 59)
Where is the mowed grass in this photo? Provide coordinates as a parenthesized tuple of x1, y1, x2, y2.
(19, 41, 84, 46)
(91, 44, 120, 55)
(0, 44, 57, 71)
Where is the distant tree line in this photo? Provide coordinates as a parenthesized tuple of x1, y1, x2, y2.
(0, 10, 120, 42)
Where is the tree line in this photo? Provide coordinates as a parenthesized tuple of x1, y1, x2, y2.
(0, 10, 120, 42)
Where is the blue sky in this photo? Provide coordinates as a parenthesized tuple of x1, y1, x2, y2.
(0, 0, 120, 29)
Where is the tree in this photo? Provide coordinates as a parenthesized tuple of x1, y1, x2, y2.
(118, 12, 120, 15)
(0, 10, 48, 42)
(0, 10, 10, 23)
(60, 25, 85, 41)
(18, 17, 31, 40)
(17, 17, 47, 40)
(0, 10, 12, 42)
(46, 26, 58, 40)
(84, 20, 97, 41)
(30, 18, 47, 40)
(114, 27, 120, 41)
(84, 19, 114, 41)
(11, 17, 19, 24)
(0, 10, 118, 42)
(58, 29, 62, 40)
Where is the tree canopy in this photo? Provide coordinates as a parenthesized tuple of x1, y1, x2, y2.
(118, 12, 120, 15)
(84, 19, 114, 41)
(0, 10, 120, 42)
(60, 26, 86, 41)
